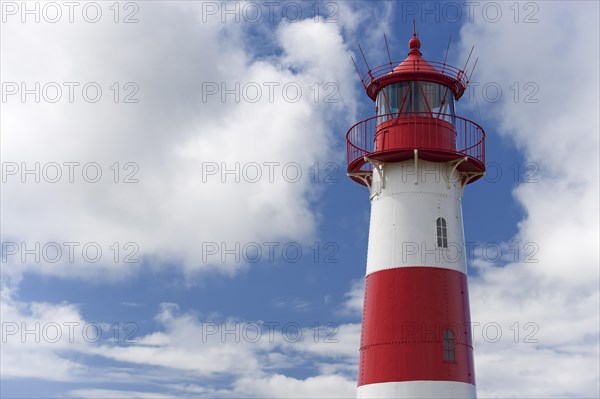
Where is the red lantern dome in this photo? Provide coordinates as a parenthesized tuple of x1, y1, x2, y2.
(347, 33, 485, 187)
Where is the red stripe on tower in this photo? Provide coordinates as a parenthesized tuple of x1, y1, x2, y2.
(360, 267, 474, 386)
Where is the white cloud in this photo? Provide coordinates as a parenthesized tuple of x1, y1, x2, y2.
(0, 2, 358, 280)
(0, 2, 382, 396)
(88, 302, 267, 377)
(66, 389, 171, 399)
(289, 322, 360, 362)
(1, 281, 360, 397)
(233, 374, 355, 398)
(0, 285, 90, 381)
(334, 1, 394, 63)
(339, 279, 364, 316)
(457, 1, 600, 397)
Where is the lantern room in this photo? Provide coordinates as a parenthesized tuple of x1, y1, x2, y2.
(376, 80, 456, 123)
(346, 31, 486, 186)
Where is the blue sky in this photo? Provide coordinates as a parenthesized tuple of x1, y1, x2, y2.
(1, 1, 599, 397)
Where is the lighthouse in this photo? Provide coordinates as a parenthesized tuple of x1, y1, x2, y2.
(346, 29, 485, 398)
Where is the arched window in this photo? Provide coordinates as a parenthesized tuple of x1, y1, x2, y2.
(436, 217, 448, 248)
(443, 329, 455, 361)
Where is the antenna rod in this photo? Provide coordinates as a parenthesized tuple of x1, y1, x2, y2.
(384, 33, 393, 72)
(358, 43, 372, 76)
(441, 34, 452, 73)
(351, 56, 367, 89)
(443, 34, 451, 65)
(467, 57, 479, 83)
(462, 45, 475, 72)
(413, 18, 416, 36)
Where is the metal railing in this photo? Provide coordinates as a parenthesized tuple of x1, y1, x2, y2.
(346, 112, 485, 173)
(360, 60, 468, 89)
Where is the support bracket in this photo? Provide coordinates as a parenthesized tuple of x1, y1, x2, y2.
(446, 157, 468, 189)
(413, 149, 419, 185)
(459, 172, 485, 197)
(364, 156, 385, 190)
(347, 171, 372, 189)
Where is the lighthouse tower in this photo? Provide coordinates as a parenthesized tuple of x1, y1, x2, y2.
(346, 30, 485, 398)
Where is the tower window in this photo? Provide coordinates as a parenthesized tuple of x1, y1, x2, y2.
(443, 329, 455, 362)
(375, 81, 456, 124)
(436, 217, 448, 248)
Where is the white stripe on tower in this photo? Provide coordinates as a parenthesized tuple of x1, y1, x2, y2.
(366, 161, 467, 276)
(357, 380, 477, 398)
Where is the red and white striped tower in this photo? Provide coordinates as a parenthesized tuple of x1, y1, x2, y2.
(346, 30, 486, 398)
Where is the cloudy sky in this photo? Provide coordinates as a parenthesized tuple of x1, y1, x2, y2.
(1, 1, 598, 397)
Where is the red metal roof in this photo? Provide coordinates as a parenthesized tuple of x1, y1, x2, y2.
(363, 34, 468, 101)
(392, 34, 439, 74)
